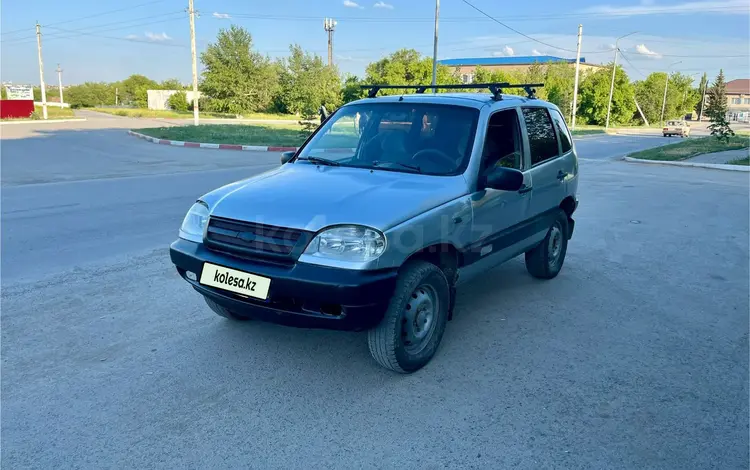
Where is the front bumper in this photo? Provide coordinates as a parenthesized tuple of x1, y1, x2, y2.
(170, 239, 398, 330)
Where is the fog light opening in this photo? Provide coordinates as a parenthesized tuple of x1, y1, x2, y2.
(186, 271, 197, 281)
(320, 304, 343, 317)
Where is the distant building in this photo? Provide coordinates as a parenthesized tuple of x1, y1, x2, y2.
(725, 79, 750, 122)
(437, 56, 604, 84)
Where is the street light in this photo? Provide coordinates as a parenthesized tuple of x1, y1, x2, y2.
(660, 60, 683, 126)
(605, 31, 638, 129)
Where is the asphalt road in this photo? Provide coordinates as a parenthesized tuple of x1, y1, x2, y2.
(2, 116, 748, 469)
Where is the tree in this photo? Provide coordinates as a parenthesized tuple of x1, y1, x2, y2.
(277, 44, 341, 115)
(200, 26, 279, 114)
(705, 69, 734, 141)
(544, 63, 575, 117)
(121, 74, 158, 108)
(342, 74, 366, 103)
(167, 91, 189, 112)
(695, 72, 708, 117)
(364, 49, 459, 94)
(577, 64, 636, 126)
(65, 82, 117, 108)
(635, 72, 671, 124)
(160, 78, 185, 90)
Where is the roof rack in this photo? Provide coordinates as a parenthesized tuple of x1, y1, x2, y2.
(359, 82, 544, 100)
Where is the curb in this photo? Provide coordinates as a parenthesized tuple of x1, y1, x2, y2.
(0, 118, 87, 125)
(623, 156, 750, 172)
(127, 130, 298, 152)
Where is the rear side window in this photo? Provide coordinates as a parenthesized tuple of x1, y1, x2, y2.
(549, 109, 572, 153)
(522, 108, 559, 166)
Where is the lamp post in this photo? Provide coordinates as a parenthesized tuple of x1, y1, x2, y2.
(660, 61, 683, 126)
(605, 31, 638, 129)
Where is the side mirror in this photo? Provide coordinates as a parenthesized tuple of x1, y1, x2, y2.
(485, 166, 523, 191)
(280, 150, 295, 165)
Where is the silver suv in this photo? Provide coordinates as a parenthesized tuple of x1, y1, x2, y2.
(170, 83, 579, 373)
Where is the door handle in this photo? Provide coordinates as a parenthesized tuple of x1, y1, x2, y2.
(557, 170, 568, 181)
(518, 184, 533, 194)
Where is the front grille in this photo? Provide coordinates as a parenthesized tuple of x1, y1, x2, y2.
(205, 216, 311, 262)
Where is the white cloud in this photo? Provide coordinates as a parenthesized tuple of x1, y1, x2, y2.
(531, 49, 543, 56)
(212, 12, 231, 19)
(145, 32, 172, 42)
(125, 32, 173, 42)
(374, 1, 394, 8)
(491, 46, 515, 57)
(634, 44, 662, 58)
(580, 0, 748, 17)
(343, 0, 364, 8)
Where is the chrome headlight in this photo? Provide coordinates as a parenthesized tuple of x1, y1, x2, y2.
(179, 201, 209, 243)
(303, 225, 386, 262)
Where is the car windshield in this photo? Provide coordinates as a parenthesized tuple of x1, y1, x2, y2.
(295, 102, 480, 175)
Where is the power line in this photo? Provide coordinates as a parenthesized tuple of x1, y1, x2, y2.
(459, 0, 581, 54)
(223, 6, 746, 23)
(4, 14, 185, 45)
(41, 26, 188, 48)
(1, 0, 170, 37)
(618, 51, 648, 78)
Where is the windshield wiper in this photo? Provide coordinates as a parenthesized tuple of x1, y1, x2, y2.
(371, 161, 422, 173)
(298, 156, 340, 166)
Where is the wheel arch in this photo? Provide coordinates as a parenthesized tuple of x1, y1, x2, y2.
(404, 243, 461, 320)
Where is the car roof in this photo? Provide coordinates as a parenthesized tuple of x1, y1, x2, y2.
(345, 92, 555, 111)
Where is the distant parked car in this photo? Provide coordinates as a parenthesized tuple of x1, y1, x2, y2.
(170, 82, 579, 373)
(663, 120, 691, 137)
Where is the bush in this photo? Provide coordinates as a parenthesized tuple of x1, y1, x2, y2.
(29, 111, 41, 120)
(167, 91, 189, 112)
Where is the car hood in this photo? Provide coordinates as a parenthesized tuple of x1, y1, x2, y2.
(201, 163, 469, 232)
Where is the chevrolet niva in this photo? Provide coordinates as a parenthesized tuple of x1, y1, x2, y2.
(170, 83, 579, 373)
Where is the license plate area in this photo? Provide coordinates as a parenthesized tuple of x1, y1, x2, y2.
(199, 262, 271, 300)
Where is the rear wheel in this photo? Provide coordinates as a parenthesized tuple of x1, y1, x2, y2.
(204, 297, 251, 321)
(525, 209, 569, 279)
(368, 260, 450, 373)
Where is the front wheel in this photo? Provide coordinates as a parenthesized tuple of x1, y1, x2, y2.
(367, 260, 450, 373)
(525, 209, 569, 279)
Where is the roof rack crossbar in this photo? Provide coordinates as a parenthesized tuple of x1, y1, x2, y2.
(360, 83, 544, 100)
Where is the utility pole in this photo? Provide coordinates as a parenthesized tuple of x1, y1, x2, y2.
(324, 18, 336, 67)
(115, 87, 119, 106)
(431, 0, 440, 93)
(605, 31, 637, 129)
(188, 0, 199, 126)
(35, 23, 48, 119)
(698, 75, 708, 122)
(660, 61, 682, 125)
(56, 63, 64, 108)
(571, 24, 583, 130)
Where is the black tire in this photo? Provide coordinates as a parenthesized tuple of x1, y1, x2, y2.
(525, 209, 569, 280)
(204, 296, 250, 321)
(367, 260, 450, 373)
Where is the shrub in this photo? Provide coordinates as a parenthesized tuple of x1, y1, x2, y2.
(168, 91, 189, 112)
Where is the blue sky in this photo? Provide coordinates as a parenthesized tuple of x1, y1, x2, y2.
(2, 0, 748, 86)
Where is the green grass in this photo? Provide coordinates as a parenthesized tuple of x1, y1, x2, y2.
(133, 123, 364, 148)
(571, 128, 606, 136)
(1, 105, 75, 121)
(134, 124, 308, 146)
(626, 136, 750, 161)
(727, 156, 750, 166)
(90, 107, 298, 120)
(736, 129, 750, 136)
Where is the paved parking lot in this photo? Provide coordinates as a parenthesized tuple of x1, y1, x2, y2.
(2, 116, 748, 469)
